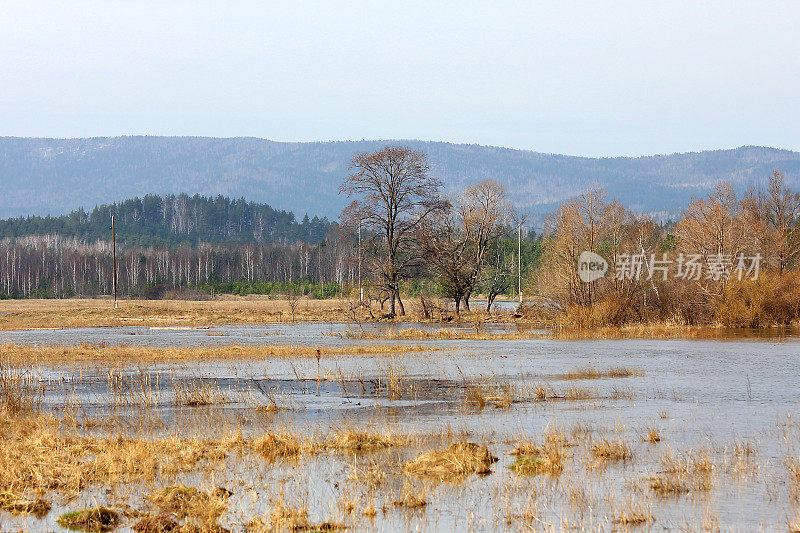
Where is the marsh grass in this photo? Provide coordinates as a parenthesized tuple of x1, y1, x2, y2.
(464, 379, 516, 409)
(649, 448, 715, 497)
(253, 431, 304, 461)
(0, 491, 50, 517)
(173, 378, 226, 407)
(561, 364, 642, 380)
(590, 438, 633, 464)
(324, 428, 411, 453)
(405, 442, 498, 481)
(644, 427, 662, 443)
(392, 480, 427, 509)
(150, 484, 228, 523)
(614, 500, 652, 525)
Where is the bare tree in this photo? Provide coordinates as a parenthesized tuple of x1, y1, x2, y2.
(286, 288, 300, 322)
(743, 170, 800, 274)
(339, 146, 446, 317)
(480, 248, 515, 312)
(676, 182, 747, 262)
(420, 180, 515, 314)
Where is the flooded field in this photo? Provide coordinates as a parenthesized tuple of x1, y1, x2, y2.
(1, 323, 799, 531)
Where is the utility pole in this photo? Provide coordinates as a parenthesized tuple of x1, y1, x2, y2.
(518, 223, 523, 304)
(358, 221, 363, 304)
(112, 214, 118, 309)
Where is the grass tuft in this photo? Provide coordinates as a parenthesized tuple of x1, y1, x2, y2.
(57, 507, 120, 532)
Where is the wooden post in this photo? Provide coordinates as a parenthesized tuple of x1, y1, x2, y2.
(518, 224, 522, 304)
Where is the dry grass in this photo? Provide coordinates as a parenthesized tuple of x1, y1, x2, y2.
(509, 427, 567, 477)
(252, 431, 304, 461)
(173, 378, 226, 407)
(393, 481, 427, 509)
(132, 513, 179, 532)
(561, 364, 642, 380)
(464, 380, 515, 409)
(349, 327, 542, 341)
(0, 342, 447, 366)
(0, 410, 243, 495)
(0, 490, 50, 517)
(150, 484, 228, 524)
(0, 297, 358, 330)
(324, 428, 411, 453)
(644, 427, 662, 443)
(649, 448, 715, 497)
(590, 438, 633, 463)
(405, 442, 498, 481)
(0, 297, 540, 330)
(560, 386, 598, 400)
(248, 493, 345, 532)
(614, 500, 652, 525)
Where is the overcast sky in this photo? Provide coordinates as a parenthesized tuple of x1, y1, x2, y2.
(2, 1, 798, 156)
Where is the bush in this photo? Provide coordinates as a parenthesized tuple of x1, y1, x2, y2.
(714, 273, 800, 327)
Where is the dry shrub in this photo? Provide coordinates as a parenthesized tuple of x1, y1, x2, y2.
(57, 506, 120, 532)
(714, 273, 800, 327)
(560, 298, 631, 329)
(149, 484, 228, 523)
(405, 442, 498, 481)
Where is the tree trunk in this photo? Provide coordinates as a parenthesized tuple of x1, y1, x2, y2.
(454, 296, 461, 315)
(463, 291, 471, 311)
(389, 290, 396, 317)
(397, 289, 405, 316)
(486, 294, 496, 312)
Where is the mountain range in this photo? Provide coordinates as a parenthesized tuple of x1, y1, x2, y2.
(2, 136, 799, 223)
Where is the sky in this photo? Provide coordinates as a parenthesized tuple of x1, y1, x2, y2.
(2, 1, 799, 157)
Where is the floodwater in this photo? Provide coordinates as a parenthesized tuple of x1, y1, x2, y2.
(3, 323, 800, 531)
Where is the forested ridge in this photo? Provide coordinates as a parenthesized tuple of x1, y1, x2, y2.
(0, 194, 332, 246)
(2, 136, 799, 221)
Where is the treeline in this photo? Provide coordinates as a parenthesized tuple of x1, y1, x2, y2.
(0, 194, 332, 246)
(0, 234, 353, 299)
(535, 171, 800, 327)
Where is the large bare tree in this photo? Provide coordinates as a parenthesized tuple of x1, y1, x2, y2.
(339, 146, 446, 317)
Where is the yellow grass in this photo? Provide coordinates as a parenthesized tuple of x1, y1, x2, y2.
(405, 442, 498, 482)
(0, 342, 447, 365)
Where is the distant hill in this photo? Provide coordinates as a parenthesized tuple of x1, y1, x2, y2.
(0, 194, 332, 246)
(2, 136, 799, 222)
